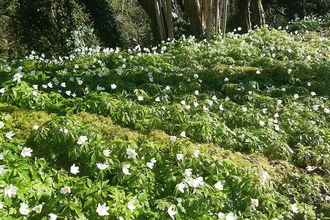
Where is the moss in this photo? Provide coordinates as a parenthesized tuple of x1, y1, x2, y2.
(0, 102, 54, 140)
(74, 111, 143, 142)
(320, 202, 330, 216)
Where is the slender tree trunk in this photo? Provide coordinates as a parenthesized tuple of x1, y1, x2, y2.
(236, 0, 251, 33)
(250, 0, 265, 28)
(155, 0, 166, 40)
(161, 0, 174, 40)
(205, 0, 213, 39)
(184, 0, 203, 39)
(215, 0, 220, 33)
(137, 0, 173, 43)
(221, 0, 228, 39)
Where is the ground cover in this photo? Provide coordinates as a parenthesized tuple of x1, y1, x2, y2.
(0, 19, 330, 219)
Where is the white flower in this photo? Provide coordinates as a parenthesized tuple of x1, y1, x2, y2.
(193, 149, 200, 158)
(126, 148, 138, 159)
(205, 99, 213, 106)
(60, 128, 68, 134)
(176, 182, 186, 193)
(96, 163, 108, 170)
(251, 198, 259, 207)
(21, 147, 33, 157)
(184, 168, 193, 177)
(5, 131, 14, 140)
(155, 96, 160, 102)
(77, 80, 83, 85)
(313, 105, 320, 111)
(218, 212, 226, 219)
(32, 125, 39, 130)
(165, 85, 170, 90)
(103, 150, 111, 157)
(146, 162, 154, 169)
(324, 108, 330, 114)
(0, 88, 5, 93)
(170, 136, 177, 142)
(47, 82, 53, 88)
(256, 70, 261, 74)
(96, 85, 105, 91)
(274, 124, 280, 131)
(0, 121, 4, 128)
(307, 82, 312, 86)
(294, 94, 299, 99)
(226, 212, 238, 220)
(32, 91, 38, 97)
(287, 69, 292, 74)
(150, 157, 156, 163)
(168, 205, 177, 220)
(193, 74, 199, 79)
(194, 90, 199, 95)
(4, 184, 18, 197)
(127, 199, 136, 211)
(49, 213, 57, 220)
(60, 82, 66, 87)
(65, 91, 71, 96)
(19, 202, 30, 215)
(291, 203, 298, 213)
(32, 204, 43, 213)
(70, 164, 79, 175)
(187, 176, 204, 188)
(122, 164, 131, 175)
(176, 154, 184, 161)
(110, 84, 117, 90)
(277, 100, 283, 105)
(60, 186, 71, 194)
(219, 104, 224, 111)
(77, 136, 88, 145)
(13, 73, 23, 82)
(0, 165, 5, 174)
(259, 121, 265, 126)
(180, 131, 186, 138)
(306, 165, 317, 172)
(137, 96, 144, 101)
(260, 171, 268, 185)
(214, 181, 224, 190)
(311, 91, 316, 96)
(242, 107, 247, 112)
(224, 77, 229, 81)
(96, 203, 109, 216)
(156, 200, 166, 210)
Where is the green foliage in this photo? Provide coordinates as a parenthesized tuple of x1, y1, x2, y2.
(1, 19, 330, 219)
(109, 0, 153, 48)
(77, 0, 122, 49)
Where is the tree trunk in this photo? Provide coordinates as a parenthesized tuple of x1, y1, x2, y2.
(250, 0, 265, 28)
(205, 0, 212, 39)
(137, 0, 173, 43)
(184, 0, 203, 39)
(221, 0, 228, 39)
(161, 0, 174, 40)
(215, 0, 220, 34)
(236, 0, 251, 33)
